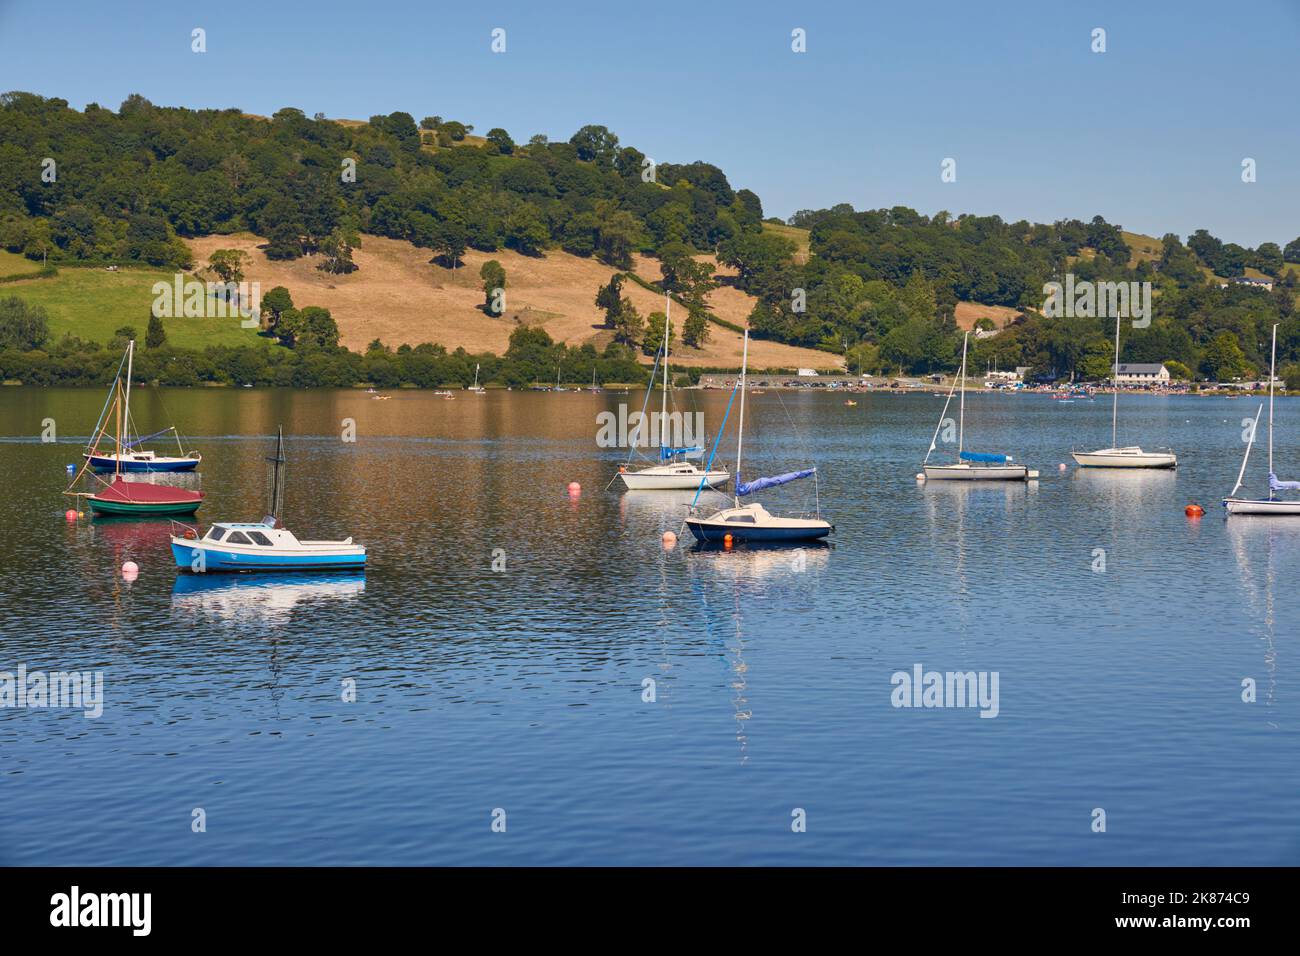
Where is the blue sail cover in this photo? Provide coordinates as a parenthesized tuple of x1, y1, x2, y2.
(960, 451, 1009, 463)
(659, 446, 704, 461)
(736, 469, 815, 496)
(1269, 473, 1300, 491)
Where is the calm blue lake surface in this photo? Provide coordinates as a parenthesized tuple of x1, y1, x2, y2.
(1, 387, 1297, 865)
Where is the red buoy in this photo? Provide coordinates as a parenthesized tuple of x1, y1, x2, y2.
(1185, 503, 1205, 518)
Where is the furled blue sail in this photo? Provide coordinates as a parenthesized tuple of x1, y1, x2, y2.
(959, 451, 1009, 463)
(736, 468, 815, 496)
(660, 446, 704, 461)
(124, 427, 176, 449)
(1269, 473, 1300, 491)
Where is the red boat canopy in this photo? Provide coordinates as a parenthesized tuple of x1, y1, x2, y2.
(94, 477, 204, 504)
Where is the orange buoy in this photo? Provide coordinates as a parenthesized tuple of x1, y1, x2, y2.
(723, 533, 733, 548)
(1185, 503, 1205, 518)
(662, 530, 676, 549)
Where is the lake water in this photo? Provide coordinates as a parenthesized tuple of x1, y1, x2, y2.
(1, 386, 1297, 865)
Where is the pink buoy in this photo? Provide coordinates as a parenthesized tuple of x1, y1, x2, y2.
(662, 530, 677, 549)
(1058, 462, 1067, 471)
(567, 481, 581, 495)
(65, 509, 77, 522)
(121, 561, 139, 579)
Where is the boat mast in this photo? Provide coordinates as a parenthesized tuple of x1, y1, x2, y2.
(734, 330, 749, 507)
(267, 426, 286, 525)
(1268, 323, 1277, 490)
(661, 294, 670, 457)
(1111, 311, 1121, 450)
(124, 338, 134, 447)
(957, 331, 968, 456)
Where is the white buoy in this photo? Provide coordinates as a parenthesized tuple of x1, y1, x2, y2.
(121, 560, 139, 580)
(1058, 462, 1067, 471)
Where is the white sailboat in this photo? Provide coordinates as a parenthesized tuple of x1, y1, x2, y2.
(1224, 323, 1300, 515)
(1071, 312, 1176, 468)
(619, 295, 729, 491)
(922, 331, 1037, 481)
(685, 331, 831, 543)
(468, 363, 485, 393)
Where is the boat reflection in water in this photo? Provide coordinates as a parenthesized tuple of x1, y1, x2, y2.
(170, 572, 366, 625)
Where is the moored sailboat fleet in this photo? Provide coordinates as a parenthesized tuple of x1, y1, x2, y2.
(56, 326, 1300, 586)
(64, 342, 367, 573)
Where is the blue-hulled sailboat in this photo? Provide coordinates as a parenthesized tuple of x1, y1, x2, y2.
(170, 427, 366, 572)
(83, 343, 201, 472)
(685, 331, 831, 543)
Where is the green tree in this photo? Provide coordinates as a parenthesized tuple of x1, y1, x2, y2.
(1201, 330, 1251, 380)
(595, 274, 624, 328)
(208, 248, 247, 283)
(485, 128, 515, 155)
(481, 260, 506, 314)
(682, 309, 710, 348)
(612, 297, 643, 347)
(642, 311, 674, 357)
(569, 124, 619, 164)
(0, 295, 49, 350)
(145, 313, 166, 348)
(260, 286, 294, 332)
(318, 227, 359, 274)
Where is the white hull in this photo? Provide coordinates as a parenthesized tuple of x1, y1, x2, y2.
(1223, 497, 1300, 516)
(923, 462, 1036, 481)
(619, 464, 729, 491)
(1072, 446, 1176, 468)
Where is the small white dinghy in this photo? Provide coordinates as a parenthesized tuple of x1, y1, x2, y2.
(1072, 312, 1176, 469)
(921, 331, 1037, 481)
(1223, 323, 1300, 516)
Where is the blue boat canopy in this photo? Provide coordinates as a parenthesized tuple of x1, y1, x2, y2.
(960, 451, 1009, 463)
(659, 446, 704, 461)
(736, 468, 815, 496)
(1269, 473, 1300, 491)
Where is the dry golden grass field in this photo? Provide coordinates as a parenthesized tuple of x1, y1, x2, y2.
(186, 234, 844, 370)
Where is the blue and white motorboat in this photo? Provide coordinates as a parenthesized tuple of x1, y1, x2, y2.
(170, 427, 367, 572)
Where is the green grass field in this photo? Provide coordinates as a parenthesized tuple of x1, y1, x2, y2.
(762, 221, 811, 263)
(0, 249, 42, 278)
(2, 266, 274, 349)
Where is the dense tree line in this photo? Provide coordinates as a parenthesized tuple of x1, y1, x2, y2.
(2, 90, 1298, 383)
(0, 309, 651, 389)
(751, 204, 1300, 381)
(0, 93, 763, 275)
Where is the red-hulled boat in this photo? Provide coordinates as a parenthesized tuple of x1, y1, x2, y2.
(87, 476, 204, 516)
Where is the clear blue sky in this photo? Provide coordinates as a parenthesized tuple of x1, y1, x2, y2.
(1, 0, 1296, 248)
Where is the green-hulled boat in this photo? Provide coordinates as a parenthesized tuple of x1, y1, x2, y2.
(67, 341, 205, 517)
